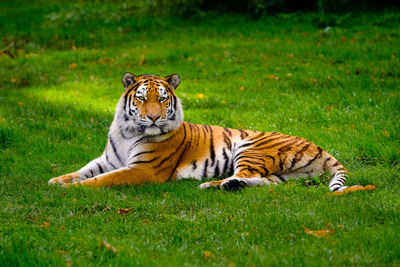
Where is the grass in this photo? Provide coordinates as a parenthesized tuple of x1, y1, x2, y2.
(1, 1, 400, 266)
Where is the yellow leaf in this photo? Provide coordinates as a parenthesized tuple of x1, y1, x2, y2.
(69, 63, 77, 69)
(41, 222, 50, 228)
(163, 192, 169, 197)
(195, 93, 205, 99)
(203, 250, 214, 259)
(304, 224, 334, 238)
(330, 185, 376, 196)
(99, 240, 117, 253)
(240, 86, 244, 91)
(267, 75, 279, 80)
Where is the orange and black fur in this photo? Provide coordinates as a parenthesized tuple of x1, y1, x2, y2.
(49, 73, 360, 192)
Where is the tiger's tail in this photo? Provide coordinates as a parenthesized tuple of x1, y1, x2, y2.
(325, 153, 360, 192)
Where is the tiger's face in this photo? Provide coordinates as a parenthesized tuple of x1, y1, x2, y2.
(119, 73, 183, 136)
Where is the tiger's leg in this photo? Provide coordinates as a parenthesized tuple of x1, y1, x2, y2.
(48, 155, 116, 185)
(64, 166, 161, 188)
(199, 150, 282, 190)
(282, 150, 364, 192)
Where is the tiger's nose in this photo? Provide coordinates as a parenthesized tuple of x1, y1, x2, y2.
(147, 114, 160, 122)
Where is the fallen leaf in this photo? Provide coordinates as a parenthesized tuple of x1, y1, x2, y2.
(203, 250, 214, 259)
(69, 63, 77, 69)
(65, 261, 72, 266)
(330, 185, 376, 196)
(102, 206, 111, 212)
(269, 190, 276, 194)
(240, 86, 244, 91)
(163, 192, 169, 197)
(118, 208, 132, 215)
(195, 93, 205, 99)
(286, 73, 293, 77)
(267, 75, 279, 80)
(304, 224, 334, 238)
(325, 105, 333, 111)
(41, 222, 50, 228)
(56, 250, 67, 255)
(99, 240, 117, 253)
(364, 185, 376, 190)
(383, 130, 389, 136)
(355, 69, 360, 75)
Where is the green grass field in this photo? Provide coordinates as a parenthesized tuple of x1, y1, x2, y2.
(1, 1, 400, 266)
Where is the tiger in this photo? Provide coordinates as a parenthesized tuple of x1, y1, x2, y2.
(48, 72, 363, 192)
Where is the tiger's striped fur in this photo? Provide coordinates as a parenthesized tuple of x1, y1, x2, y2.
(48, 73, 358, 192)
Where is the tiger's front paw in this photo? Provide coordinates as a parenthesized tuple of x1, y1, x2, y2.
(48, 172, 81, 185)
(199, 180, 222, 189)
(220, 178, 247, 191)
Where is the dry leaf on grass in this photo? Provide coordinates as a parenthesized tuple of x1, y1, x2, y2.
(195, 93, 205, 99)
(69, 63, 77, 69)
(267, 74, 279, 80)
(330, 185, 376, 196)
(102, 206, 111, 212)
(41, 222, 50, 228)
(203, 250, 214, 259)
(99, 240, 117, 253)
(304, 224, 334, 238)
(118, 208, 132, 215)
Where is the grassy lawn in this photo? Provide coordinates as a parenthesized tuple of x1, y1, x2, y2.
(1, 1, 400, 266)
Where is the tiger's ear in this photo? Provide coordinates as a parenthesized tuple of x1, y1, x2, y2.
(122, 72, 137, 89)
(165, 74, 180, 90)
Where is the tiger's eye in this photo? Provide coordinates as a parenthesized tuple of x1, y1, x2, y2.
(137, 96, 145, 101)
(159, 96, 167, 102)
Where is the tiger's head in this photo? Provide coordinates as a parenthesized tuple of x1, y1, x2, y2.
(117, 73, 183, 136)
